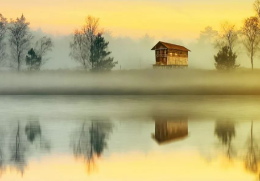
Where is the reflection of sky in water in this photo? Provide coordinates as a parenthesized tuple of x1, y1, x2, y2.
(0, 96, 260, 180)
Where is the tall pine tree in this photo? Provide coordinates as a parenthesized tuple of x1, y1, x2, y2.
(90, 33, 117, 71)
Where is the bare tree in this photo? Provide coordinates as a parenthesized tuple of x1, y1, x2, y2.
(34, 36, 54, 67)
(0, 14, 7, 65)
(254, 0, 260, 19)
(8, 14, 33, 71)
(70, 15, 101, 70)
(241, 16, 260, 70)
(83, 15, 100, 37)
(70, 29, 90, 69)
(216, 22, 238, 53)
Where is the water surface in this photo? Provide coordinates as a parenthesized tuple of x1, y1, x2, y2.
(0, 96, 260, 181)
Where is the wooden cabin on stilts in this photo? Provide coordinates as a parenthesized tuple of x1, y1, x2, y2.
(151, 41, 190, 68)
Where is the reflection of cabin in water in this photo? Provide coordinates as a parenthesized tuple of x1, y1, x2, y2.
(152, 117, 188, 145)
(151, 41, 190, 68)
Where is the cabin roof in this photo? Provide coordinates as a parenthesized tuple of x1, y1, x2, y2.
(151, 41, 191, 52)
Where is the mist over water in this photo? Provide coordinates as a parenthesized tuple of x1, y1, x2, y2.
(0, 69, 260, 95)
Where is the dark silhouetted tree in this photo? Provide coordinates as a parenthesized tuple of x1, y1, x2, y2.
(26, 48, 41, 71)
(8, 14, 33, 71)
(0, 14, 7, 66)
(214, 46, 239, 70)
(241, 16, 260, 70)
(90, 33, 117, 71)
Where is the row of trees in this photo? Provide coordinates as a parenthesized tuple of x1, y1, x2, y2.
(214, 0, 260, 70)
(0, 14, 116, 71)
(70, 16, 117, 71)
(0, 14, 54, 71)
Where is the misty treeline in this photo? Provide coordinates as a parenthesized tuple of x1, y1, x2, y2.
(3, 1, 260, 71)
(213, 0, 260, 70)
(0, 14, 54, 71)
(0, 14, 117, 71)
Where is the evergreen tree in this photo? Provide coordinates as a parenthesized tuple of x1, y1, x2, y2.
(90, 33, 117, 71)
(214, 46, 239, 70)
(26, 48, 41, 71)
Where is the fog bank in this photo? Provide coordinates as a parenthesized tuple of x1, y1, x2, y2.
(0, 69, 260, 95)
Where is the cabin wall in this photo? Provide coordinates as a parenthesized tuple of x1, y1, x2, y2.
(154, 48, 189, 66)
(166, 121, 188, 136)
(167, 50, 188, 66)
(167, 57, 188, 66)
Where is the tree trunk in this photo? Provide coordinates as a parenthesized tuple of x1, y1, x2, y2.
(251, 54, 254, 70)
(17, 53, 21, 72)
(18, 63, 20, 71)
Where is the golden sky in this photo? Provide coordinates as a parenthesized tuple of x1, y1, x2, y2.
(0, 0, 256, 39)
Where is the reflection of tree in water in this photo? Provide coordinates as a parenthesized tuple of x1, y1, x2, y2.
(10, 122, 27, 175)
(0, 120, 51, 176)
(245, 121, 259, 174)
(25, 121, 50, 150)
(214, 120, 236, 159)
(73, 120, 113, 173)
(25, 121, 41, 143)
(0, 128, 5, 176)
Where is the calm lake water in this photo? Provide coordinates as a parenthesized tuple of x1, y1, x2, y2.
(1, 95, 260, 181)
